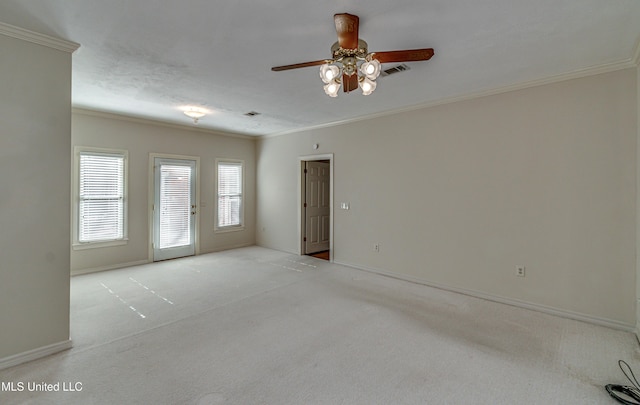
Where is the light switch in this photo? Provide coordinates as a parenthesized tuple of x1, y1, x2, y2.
(341, 202, 350, 210)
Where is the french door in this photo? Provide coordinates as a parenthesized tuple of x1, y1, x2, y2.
(153, 157, 197, 261)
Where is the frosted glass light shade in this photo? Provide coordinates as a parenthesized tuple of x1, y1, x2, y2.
(323, 79, 340, 97)
(360, 59, 381, 80)
(359, 77, 376, 95)
(319, 64, 340, 84)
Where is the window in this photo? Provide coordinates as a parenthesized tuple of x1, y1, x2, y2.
(74, 147, 128, 248)
(217, 160, 243, 230)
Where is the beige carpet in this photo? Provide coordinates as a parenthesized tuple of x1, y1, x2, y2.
(0, 246, 637, 404)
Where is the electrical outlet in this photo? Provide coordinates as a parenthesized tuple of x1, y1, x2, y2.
(374, 243, 380, 252)
(516, 265, 525, 277)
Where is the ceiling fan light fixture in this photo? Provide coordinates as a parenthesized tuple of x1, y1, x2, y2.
(272, 14, 433, 99)
(319, 63, 340, 83)
(359, 77, 376, 95)
(323, 79, 340, 97)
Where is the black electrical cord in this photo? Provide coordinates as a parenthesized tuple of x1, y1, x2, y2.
(606, 360, 640, 405)
(606, 385, 640, 405)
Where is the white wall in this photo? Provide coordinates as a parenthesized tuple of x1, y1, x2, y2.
(0, 32, 74, 360)
(257, 68, 637, 328)
(71, 112, 256, 274)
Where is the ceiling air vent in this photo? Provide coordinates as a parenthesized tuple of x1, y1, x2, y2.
(380, 64, 411, 77)
(244, 111, 261, 117)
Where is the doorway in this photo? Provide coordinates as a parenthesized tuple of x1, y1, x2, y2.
(299, 154, 333, 261)
(152, 156, 198, 261)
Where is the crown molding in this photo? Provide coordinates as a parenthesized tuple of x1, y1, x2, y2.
(72, 107, 257, 140)
(0, 22, 79, 53)
(262, 57, 637, 139)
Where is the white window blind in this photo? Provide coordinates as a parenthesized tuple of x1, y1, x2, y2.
(79, 152, 125, 242)
(159, 164, 192, 248)
(217, 161, 243, 228)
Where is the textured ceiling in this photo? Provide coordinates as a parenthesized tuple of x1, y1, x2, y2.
(1, 1, 639, 136)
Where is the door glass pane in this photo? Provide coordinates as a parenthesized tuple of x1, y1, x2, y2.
(159, 164, 192, 249)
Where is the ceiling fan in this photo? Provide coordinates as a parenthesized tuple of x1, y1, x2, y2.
(271, 13, 434, 97)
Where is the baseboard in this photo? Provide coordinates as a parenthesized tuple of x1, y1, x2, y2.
(71, 259, 151, 276)
(254, 243, 298, 256)
(334, 260, 636, 333)
(201, 242, 255, 254)
(0, 340, 72, 371)
(72, 245, 258, 276)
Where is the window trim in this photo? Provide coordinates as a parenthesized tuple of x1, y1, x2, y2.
(72, 146, 129, 250)
(215, 158, 244, 233)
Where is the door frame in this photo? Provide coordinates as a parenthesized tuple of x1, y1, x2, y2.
(298, 153, 334, 261)
(148, 153, 200, 261)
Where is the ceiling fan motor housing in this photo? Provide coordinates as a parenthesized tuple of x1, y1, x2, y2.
(331, 40, 369, 59)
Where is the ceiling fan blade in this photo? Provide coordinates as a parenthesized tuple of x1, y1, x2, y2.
(271, 60, 329, 71)
(343, 73, 359, 93)
(371, 48, 435, 64)
(334, 13, 359, 49)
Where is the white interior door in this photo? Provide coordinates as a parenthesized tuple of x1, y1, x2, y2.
(305, 161, 330, 254)
(153, 157, 196, 261)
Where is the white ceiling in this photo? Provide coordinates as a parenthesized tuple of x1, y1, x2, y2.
(1, 1, 639, 136)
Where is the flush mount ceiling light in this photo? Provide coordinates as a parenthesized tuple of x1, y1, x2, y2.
(182, 106, 209, 124)
(272, 13, 434, 97)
